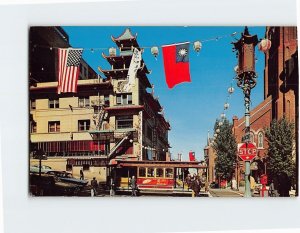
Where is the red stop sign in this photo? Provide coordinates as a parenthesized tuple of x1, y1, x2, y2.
(238, 143, 257, 161)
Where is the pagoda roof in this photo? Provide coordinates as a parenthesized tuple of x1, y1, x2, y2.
(145, 92, 162, 112)
(98, 63, 149, 74)
(157, 113, 171, 130)
(111, 28, 139, 48)
(98, 65, 152, 89)
(111, 28, 137, 42)
(101, 52, 150, 74)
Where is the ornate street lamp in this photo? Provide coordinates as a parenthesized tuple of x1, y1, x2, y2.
(232, 26, 258, 197)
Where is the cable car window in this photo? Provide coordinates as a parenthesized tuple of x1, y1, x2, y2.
(147, 168, 155, 177)
(156, 168, 163, 177)
(165, 168, 173, 178)
(138, 167, 146, 177)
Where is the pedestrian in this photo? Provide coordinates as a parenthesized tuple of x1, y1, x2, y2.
(91, 177, 98, 197)
(80, 169, 84, 180)
(278, 173, 291, 197)
(130, 175, 137, 196)
(205, 180, 209, 193)
(268, 179, 275, 197)
(231, 178, 237, 190)
(191, 176, 202, 197)
(185, 174, 192, 190)
(250, 175, 256, 196)
(110, 177, 115, 196)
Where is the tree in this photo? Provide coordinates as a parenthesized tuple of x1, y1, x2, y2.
(265, 117, 296, 189)
(212, 118, 237, 181)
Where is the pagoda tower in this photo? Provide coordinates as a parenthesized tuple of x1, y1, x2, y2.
(97, 28, 171, 162)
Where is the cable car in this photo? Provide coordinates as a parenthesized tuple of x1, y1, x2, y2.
(109, 160, 207, 195)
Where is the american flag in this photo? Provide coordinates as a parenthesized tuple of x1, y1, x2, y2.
(57, 48, 83, 93)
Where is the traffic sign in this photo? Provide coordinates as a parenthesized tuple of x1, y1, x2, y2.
(242, 133, 250, 142)
(238, 142, 257, 161)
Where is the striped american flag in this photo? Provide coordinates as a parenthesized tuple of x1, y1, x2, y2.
(57, 48, 83, 93)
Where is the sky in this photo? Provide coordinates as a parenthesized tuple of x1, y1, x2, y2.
(63, 26, 266, 161)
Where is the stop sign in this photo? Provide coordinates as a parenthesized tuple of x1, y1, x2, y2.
(238, 142, 257, 161)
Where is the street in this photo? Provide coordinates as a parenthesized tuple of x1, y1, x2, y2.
(209, 188, 243, 197)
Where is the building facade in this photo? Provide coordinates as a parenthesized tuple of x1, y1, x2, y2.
(29, 27, 171, 182)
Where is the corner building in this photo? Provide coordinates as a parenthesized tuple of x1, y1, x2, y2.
(29, 27, 171, 182)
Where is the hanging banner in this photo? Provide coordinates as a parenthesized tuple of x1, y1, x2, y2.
(123, 48, 142, 92)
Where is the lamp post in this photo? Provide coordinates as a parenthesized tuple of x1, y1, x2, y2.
(34, 149, 47, 177)
(233, 27, 258, 197)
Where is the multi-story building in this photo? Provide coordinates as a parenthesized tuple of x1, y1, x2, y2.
(29, 27, 171, 182)
(97, 28, 171, 163)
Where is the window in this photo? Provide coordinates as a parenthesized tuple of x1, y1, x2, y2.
(79, 97, 90, 108)
(104, 95, 110, 106)
(156, 168, 164, 178)
(116, 93, 132, 105)
(78, 120, 90, 131)
(165, 168, 173, 178)
(31, 121, 37, 133)
(147, 168, 155, 177)
(83, 164, 90, 171)
(116, 115, 133, 129)
(138, 167, 146, 177)
(258, 132, 264, 148)
(48, 121, 60, 132)
(49, 99, 59, 109)
(30, 99, 36, 110)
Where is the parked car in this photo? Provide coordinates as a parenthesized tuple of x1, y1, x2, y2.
(30, 165, 53, 174)
(29, 173, 81, 196)
(46, 171, 88, 188)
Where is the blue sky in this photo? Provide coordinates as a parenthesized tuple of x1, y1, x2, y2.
(63, 26, 266, 161)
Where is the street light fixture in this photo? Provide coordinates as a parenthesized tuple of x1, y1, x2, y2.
(232, 26, 258, 198)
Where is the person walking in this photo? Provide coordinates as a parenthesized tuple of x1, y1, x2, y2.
(185, 174, 192, 190)
(269, 179, 275, 197)
(91, 177, 98, 197)
(205, 180, 209, 193)
(80, 169, 84, 180)
(231, 178, 237, 190)
(191, 176, 202, 197)
(250, 176, 256, 196)
(130, 176, 137, 196)
(110, 177, 115, 196)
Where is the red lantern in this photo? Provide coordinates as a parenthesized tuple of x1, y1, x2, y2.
(258, 39, 271, 52)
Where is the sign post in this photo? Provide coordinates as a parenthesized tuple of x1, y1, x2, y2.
(238, 142, 257, 197)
